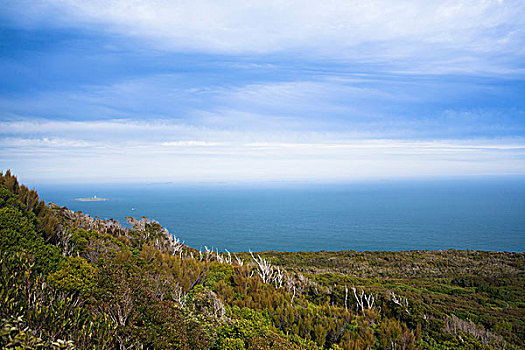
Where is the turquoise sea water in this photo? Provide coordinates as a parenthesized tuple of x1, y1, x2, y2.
(34, 179, 525, 252)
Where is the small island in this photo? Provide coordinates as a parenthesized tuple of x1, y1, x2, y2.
(75, 195, 108, 202)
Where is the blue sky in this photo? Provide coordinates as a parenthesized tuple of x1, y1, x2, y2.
(1, 0, 525, 183)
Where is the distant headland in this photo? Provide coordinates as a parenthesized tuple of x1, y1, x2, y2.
(75, 195, 108, 202)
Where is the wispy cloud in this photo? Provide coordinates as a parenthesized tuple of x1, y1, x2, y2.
(2, 118, 524, 183)
(4, 0, 524, 74)
(4, 118, 523, 149)
(2, 72, 523, 140)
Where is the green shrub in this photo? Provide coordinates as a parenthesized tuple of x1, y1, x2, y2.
(48, 256, 98, 298)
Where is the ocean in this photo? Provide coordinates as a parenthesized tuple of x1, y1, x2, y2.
(34, 178, 525, 252)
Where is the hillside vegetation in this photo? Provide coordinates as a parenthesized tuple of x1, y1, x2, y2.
(1, 170, 523, 349)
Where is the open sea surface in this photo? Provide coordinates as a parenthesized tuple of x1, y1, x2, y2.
(34, 178, 525, 252)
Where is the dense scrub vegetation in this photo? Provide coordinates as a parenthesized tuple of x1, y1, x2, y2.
(1, 170, 523, 349)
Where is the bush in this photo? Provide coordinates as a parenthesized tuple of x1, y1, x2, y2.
(48, 256, 98, 298)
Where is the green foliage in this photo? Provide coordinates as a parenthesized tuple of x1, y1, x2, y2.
(69, 228, 94, 254)
(0, 206, 40, 252)
(0, 170, 59, 243)
(217, 337, 245, 350)
(205, 262, 234, 289)
(48, 256, 98, 298)
(0, 201, 62, 274)
(216, 307, 301, 350)
(0, 252, 117, 349)
(1, 316, 47, 349)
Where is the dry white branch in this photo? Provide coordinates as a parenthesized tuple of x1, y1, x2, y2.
(391, 291, 410, 314)
(204, 246, 212, 261)
(215, 248, 224, 263)
(352, 287, 375, 315)
(235, 255, 244, 266)
(273, 266, 284, 288)
(173, 285, 187, 307)
(167, 234, 184, 256)
(250, 251, 273, 284)
(345, 286, 348, 311)
(225, 249, 232, 264)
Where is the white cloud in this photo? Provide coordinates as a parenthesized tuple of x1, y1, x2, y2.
(0, 137, 95, 148)
(7, 0, 525, 73)
(161, 141, 224, 147)
(2, 118, 524, 182)
(4, 72, 516, 141)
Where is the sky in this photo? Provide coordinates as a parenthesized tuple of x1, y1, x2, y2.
(1, 0, 525, 183)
